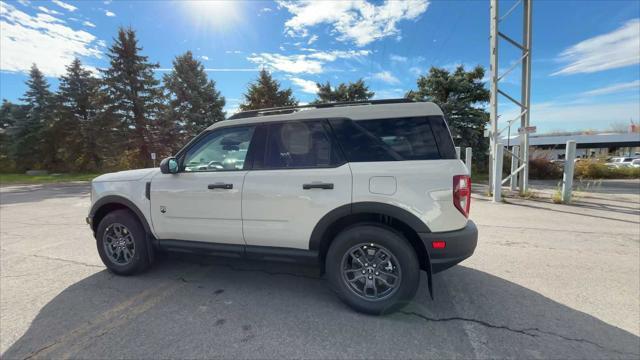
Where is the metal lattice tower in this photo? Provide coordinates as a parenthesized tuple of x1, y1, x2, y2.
(488, 0, 533, 201)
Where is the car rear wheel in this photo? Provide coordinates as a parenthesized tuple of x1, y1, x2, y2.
(326, 224, 420, 314)
(96, 209, 150, 275)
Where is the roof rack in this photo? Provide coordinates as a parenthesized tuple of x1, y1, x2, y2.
(227, 98, 416, 120)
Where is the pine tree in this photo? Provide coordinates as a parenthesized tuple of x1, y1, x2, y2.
(13, 64, 53, 171)
(163, 51, 225, 145)
(57, 58, 107, 170)
(313, 79, 374, 103)
(406, 65, 490, 163)
(0, 100, 26, 172)
(101, 27, 163, 168)
(239, 69, 297, 111)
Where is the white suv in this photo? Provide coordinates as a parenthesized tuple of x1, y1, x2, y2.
(87, 100, 478, 314)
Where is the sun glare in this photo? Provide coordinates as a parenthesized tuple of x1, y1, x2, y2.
(183, 1, 244, 31)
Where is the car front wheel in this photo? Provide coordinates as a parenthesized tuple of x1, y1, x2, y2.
(96, 209, 150, 275)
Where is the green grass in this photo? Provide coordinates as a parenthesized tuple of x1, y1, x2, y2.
(472, 172, 489, 183)
(0, 173, 101, 185)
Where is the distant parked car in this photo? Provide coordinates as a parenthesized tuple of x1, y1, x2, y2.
(629, 159, 640, 168)
(606, 157, 636, 168)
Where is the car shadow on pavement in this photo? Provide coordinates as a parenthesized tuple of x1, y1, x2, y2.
(4, 254, 639, 359)
(0, 183, 90, 206)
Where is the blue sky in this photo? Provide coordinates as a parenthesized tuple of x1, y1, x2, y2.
(1, 0, 639, 133)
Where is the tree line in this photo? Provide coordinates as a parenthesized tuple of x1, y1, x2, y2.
(0, 27, 488, 173)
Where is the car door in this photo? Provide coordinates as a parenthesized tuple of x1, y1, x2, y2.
(242, 120, 352, 250)
(150, 125, 256, 244)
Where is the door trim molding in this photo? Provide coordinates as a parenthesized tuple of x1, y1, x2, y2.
(157, 239, 320, 265)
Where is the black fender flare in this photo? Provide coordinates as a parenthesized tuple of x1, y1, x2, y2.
(89, 195, 156, 263)
(89, 195, 152, 234)
(309, 202, 434, 299)
(308, 202, 431, 251)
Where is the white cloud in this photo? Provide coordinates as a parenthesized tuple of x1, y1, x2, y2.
(156, 68, 258, 72)
(290, 77, 318, 94)
(247, 49, 370, 74)
(105, 10, 116, 17)
(552, 19, 640, 76)
(372, 70, 400, 84)
(409, 66, 424, 76)
(82, 20, 95, 28)
(502, 100, 640, 129)
(580, 80, 640, 97)
(225, 50, 242, 54)
(0, 1, 102, 77)
(52, 0, 77, 12)
(390, 54, 407, 62)
(37, 6, 62, 15)
(200, 55, 209, 61)
(278, 0, 429, 46)
(248, 53, 323, 74)
(307, 34, 318, 45)
(260, 7, 272, 13)
(374, 88, 404, 99)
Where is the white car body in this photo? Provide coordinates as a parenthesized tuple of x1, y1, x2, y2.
(91, 102, 469, 248)
(88, 100, 478, 313)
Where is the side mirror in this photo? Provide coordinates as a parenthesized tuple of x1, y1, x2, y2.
(160, 157, 179, 174)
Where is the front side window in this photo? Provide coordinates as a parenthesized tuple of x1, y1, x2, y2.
(260, 120, 344, 169)
(182, 126, 255, 172)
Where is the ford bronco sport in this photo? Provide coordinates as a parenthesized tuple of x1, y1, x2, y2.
(87, 99, 477, 314)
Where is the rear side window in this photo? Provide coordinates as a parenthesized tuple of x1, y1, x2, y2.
(259, 120, 345, 169)
(329, 116, 456, 162)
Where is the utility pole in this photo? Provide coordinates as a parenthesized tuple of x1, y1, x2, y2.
(489, 0, 533, 199)
(489, 0, 499, 195)
(520, 0, 532, 194)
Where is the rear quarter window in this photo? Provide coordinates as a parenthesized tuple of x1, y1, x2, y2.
(329, 116, 456, 162)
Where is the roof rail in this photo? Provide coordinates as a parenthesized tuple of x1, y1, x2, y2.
(227, 98, 415, 120)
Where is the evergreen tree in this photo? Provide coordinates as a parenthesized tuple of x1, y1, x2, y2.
(13, 64, 53, 171)
(0, 100, 26, 172)
(57, 58, 107, 170)
(406, 65, 490, 163)
(101, 27, 163, 168)
(313, 79, 374, 103)
(239, 69, 297, 110)
(163, 51, 225, 144)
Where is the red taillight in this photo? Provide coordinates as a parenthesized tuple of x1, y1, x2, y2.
(453, 175, 471, 218)
(432, 240, 446, 249)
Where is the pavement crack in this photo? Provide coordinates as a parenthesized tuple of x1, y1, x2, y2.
(399, 311, 639, 357)
(22, 340, 59, 360)
(399, 311, 537, 337)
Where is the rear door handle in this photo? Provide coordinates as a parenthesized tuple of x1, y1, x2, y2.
(303, 183, 334, 190)
(208, 183, 233, 190)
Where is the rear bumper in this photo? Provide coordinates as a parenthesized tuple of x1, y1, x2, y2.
(419, 220, 478, 273)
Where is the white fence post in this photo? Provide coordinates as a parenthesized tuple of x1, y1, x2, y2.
(492, 144, 503, 202)
(465, 147, 472, 175)
(562, 140, 577, 203)
(510, 145, 519, 191)
(455, 146, 461, 160)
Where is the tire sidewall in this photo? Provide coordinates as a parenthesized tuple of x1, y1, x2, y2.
(96, 209, 149, 275)
(326, 224, 420, 314)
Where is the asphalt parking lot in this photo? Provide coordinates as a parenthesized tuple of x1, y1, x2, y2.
(1, 182, 639, 359)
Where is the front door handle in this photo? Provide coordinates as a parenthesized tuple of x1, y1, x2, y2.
(303, 183, 334, 190)
(208, 183, 233, 190)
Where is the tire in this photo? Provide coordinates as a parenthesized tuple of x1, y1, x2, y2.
(326, 224, 420, 315)
(96, 209, 150, 275)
